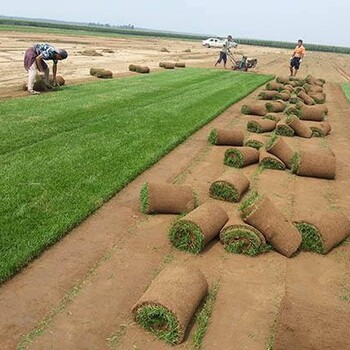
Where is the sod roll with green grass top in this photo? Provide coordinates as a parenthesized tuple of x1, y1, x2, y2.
(220, 218, 269, 256)
(96, 70, 113, 79)
(276, 77, 290, 84)
(140, 182, 196, 214)
(273, 91, 291, 101)
(247, 119, 276, 133)
(208, 128, 244, 146)
(224, 147, 260, 168)
(309, 92, 326, 104)
(265, 100, 287, 113)
(294, 211, 350, 254)
(89, 67, 105, 76)
(259, 149, 286, 170)
(266, 135, 294, 168)
(175, 62, 186, 68)
(298, 104, 326, 121)
(291, 150, 336, 179)
(240, 193, 302, 257)
(284, 105, 301, 117)
(283, 84, 294, 92)
(297, 91, 315, 105)
(241, 103, 267, 116)
(160, 62, 175, 69)
(135, 66, 150, 74)
(309, 85, 323, 93)
(133, 264, 208, 345)
(128, 64, 138, 72)
(286, 115, 312, 138)
(276, 120, 295, 137)
(209, 170, 249, 203)
(258, 90, 279, 100)
(263, 113, 282, 122)
(289, 96, 303, 104)
(244, 134, 267, 150)
(304, 121, 332, 137)
(266, 82, 284, 91)
(168, 202, 229, 254)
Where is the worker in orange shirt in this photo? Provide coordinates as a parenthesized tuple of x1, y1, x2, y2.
(289, 39, 305, 76)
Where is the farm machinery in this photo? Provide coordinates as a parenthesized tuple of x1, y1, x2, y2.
(227, 49, 257, 71)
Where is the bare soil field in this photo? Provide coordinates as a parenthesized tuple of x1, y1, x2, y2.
(0, 31, 350, 349)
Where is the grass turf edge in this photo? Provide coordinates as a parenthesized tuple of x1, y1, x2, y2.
(224, 149, 244, 168)
(209, 181, 239, 202)
(294, 222, 325, 254)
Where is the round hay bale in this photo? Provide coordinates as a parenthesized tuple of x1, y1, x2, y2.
(132, 264, 208, 345)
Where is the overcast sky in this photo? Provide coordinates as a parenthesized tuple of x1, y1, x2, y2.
(2, 0, 349, 47)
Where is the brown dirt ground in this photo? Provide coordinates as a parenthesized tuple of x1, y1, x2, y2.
(0, 31, 350, 349)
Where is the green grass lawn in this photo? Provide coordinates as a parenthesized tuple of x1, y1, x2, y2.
(0, 68, 272, 283)
(342, 83, 350, 102)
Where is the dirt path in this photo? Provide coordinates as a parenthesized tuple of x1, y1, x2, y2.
(0, 31, 350, 349)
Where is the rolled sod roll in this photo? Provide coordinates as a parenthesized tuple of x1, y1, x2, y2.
(263, 113, 282, 122)
(160, 62, 175, 69)
(266, 135, 294, 168)
(90, 67, 105, 76)
(284, 105, 301, 117)
(276, 120, 295, 137)
(286, 115, 312, 138)
(247, 119, 276, 133)
(128, 64, 138, 72)
(220, 218, 267, 256)
(224, 147, 260, 168)
(294, 86, 306, 94)
(297, 91, 315, 105)
(175, 62, 186, 68)
(244, 134, 267, 150)
(289, 96, 303, 104)
(209, 170, 250, 203)
(309, 92, 326, 104)
(304, 121, 331, 137)
(258, 90, 279, 100)
(265, 82, 284, 91)
(294, 211, 350, 254)
(273, 91, 291, 101)
(53, 75, 65, 86)
(208, 128, 244, 146)
(135, 66, 150, 74)
(291, 150, 336, 179)
(298, 104, 326, 121)
(140, 182, 196, 214)
(265, 100, 287, 113)
(241, 103, 267, 116)
(283, 84, 294, 92)
(275, 76, 290, 84)
(96, 70, 113, 79)
(309, 85, 323, 93)
(240, 193, 302, 257)
(132, 264, 208, 345)
(168, 202, 229, 254)
(259, 149, 286, 170)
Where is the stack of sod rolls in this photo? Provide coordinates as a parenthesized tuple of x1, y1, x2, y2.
(291, 150, 336, 179)
(209, 170, 250, 203)
(294, 211, 350, 254)
(247, 119, 276, 133)
(266, 135, 294, 169)
(224, 147, 259, 168)
(259, 149, 286, 170)
(133, 264, 208, 345)
(168, 202, 229, 254)
(220, 217, 269, 256)
(241, 103, 267, 116)
(208, 128, 244, 146)
(140, 182, 197, 214)
(240, 192, 302, 257)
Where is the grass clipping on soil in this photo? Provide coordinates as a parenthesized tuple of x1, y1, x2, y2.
(168, 203, 229, 254)
(133, 264, 208, 345)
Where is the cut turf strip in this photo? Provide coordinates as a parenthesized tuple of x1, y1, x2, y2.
(297, 90, 315, 105)
(265, 82, 284, 91)
(244, 134, 267, 150)
(224, 147, 259, 168)
(265, 100, 287, 113)
(266, 135, 294, 168)
(208, 128, 244, 146)
(140, 182, 196, 214)
(220, 218, 269, 256)
(273, 91, 291, 101)
(258, 90, 278, 100)
(259, 149, 286, 170)
(247, 119, 276, 133)
(240, 193, 302, 257)
(303, 121, 332, 137)
(294, 211, 350, 254)
(263, 113, 283, 122)
(291, 150, 336, 179)
(209, 170, 250, 203)
(133, 264, 208, 345)
(298, 104, 326, 121)
(168, 203, 229, 254)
